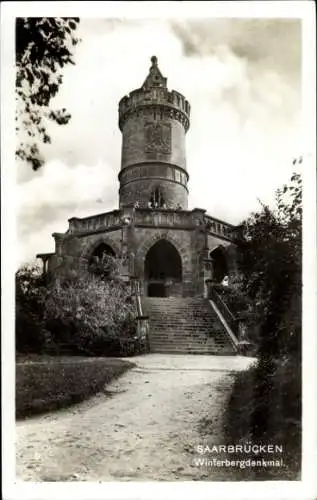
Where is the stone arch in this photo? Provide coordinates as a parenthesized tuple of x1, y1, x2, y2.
(136, 231, 190, 297)
(136, 231, 189, 275)
(209, 245, 229, 283)
(145, 239, 182, 297)
(79, 236, 120, 270)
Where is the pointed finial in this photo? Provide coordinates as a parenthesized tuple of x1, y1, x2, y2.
(151, 55, 158, 67)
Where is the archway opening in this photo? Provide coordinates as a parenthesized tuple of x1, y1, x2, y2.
(210, 247, 228, 283)
(144, 239, 182, 297)
(89, 243, 116, 279)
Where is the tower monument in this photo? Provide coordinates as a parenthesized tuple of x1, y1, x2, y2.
(37, 56, 237, 299)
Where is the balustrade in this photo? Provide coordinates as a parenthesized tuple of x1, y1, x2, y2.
(68, 211, 122, 234)
(130, 276, 150, 353)
(133, 209, 192, 227)
(204, 215, 234, 240)
(68, 210, 235, 239)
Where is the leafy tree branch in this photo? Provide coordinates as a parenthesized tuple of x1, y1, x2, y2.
(16, 17, 80, 170)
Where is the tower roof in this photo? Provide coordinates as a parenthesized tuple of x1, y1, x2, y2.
(142, 56, 167, 89)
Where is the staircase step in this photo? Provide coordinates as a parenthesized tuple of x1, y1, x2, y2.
(141, 297, 237, 355)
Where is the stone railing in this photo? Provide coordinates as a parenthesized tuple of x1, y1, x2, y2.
(68, 211, 122, 234)
(133, 208, 193, 228)
(208, 283, 240, 338)
(67, 208, 235, 240)
(131, 277, 150, 353)
(207, 282, 254, 355)
(204, 214, 235, 240)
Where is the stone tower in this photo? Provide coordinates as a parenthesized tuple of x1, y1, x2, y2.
(37, 56, 237, 301)
(118, 56, 190, 210)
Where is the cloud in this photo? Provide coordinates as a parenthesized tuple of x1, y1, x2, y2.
(16, 18, 302, 265)
(17, 159, 118, 263)
(171, 19, 301, 83)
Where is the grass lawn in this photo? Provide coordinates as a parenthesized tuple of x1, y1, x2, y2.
(16, 355, 135, 419)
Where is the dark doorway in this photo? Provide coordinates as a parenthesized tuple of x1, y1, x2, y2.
(145, 239, 182, 297)
(210, 247, 228, 283)
(148, 282, 166, 297)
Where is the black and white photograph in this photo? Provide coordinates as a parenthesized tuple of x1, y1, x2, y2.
(1, 2, 316, 500)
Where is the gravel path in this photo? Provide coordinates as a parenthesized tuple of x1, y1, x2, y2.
(16, 354, 255, 481)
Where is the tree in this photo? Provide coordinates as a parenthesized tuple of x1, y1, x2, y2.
(235, 170, 302, 360)
(234, 168, 302, 439)
(16, 17, 80, 170)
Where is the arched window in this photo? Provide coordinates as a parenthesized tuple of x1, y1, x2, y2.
(149, 186, 166, 208)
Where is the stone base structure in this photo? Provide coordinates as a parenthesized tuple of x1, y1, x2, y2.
(38, 206, 237, 298)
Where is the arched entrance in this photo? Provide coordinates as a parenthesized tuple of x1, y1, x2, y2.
(144, 239, 182, 297)
(210, 247, 228, 283)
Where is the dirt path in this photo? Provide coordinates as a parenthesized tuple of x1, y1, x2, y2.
(16, 354, 255, 481)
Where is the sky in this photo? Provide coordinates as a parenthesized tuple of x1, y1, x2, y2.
(16, 17, 302, 266)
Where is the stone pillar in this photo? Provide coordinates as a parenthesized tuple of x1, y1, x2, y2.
(202, 258, 214, 298)
(191, 209, 207, 296)
(52, 232, 65, 256)
(37, 256, 47, 276)
(205, 278, 214, 299)
(120, 205, 135, 282)
(191, 208, 206, 227)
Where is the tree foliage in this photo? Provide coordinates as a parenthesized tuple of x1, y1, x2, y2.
(231, 166, 302, 444)
(15, 259, 137, 356)
(15, 264, 49, 352)
(43, 273, 135, 342)
(16, 17, 80, 170)
(89, 253, 121, 281)
(235, 170, 302, 361)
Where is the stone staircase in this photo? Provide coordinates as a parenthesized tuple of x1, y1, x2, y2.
(141, 297, 238, 355)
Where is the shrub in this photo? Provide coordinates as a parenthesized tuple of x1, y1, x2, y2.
(225, 357, 301, 479)
(15, 265, 49, 353)
(15, 261, 139, 357)
(212, 284, 250, 316)
(42, 273, 136, 356)
(223, 171, 302, 479)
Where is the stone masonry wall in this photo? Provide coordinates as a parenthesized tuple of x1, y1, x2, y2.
(119, 178, 188, 209)
(51, 229, 123, 277)
(121, 110, 186, 171)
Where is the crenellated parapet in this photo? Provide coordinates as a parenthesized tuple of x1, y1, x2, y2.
(118, 87, 190, 132)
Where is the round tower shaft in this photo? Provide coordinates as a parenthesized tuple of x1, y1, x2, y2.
(118, 56, 191, 209)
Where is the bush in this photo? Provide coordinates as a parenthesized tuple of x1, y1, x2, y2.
(225, 356, 301, 479)
(42, 273, 136, 350)
(222, 172, 302, 479)
(16, 357, 135, 418)
(212, 284, 250, 316)
(15, 265, 49, 353)
(15, 263, 140, 357)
